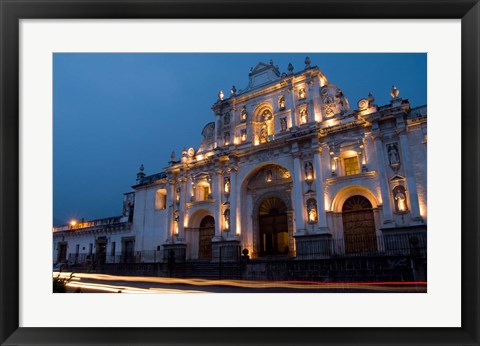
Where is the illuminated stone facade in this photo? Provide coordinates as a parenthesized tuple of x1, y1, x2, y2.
(53, 58, 427, 266)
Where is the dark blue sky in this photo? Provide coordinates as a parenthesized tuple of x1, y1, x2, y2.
(53, 53, 426, 225)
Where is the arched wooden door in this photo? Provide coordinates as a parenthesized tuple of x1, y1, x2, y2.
(198, 215, 215, 259)
(342, 195, 377, 254)
(258, 197, 289, 256)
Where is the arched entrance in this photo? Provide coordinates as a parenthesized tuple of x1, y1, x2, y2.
(198, 215, 215, 259)
(342, 195, 377, 254)
(258, 197, 289, 256)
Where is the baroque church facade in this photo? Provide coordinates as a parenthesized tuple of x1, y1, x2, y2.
(53, 57, 427, 269)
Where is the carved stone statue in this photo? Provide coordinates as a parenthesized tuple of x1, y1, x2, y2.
(241, 106, 247, 121)
(279, 96, 286, 110)
(307, 199, 318, 222)
(224, 209, 230, 230)
(263, 110, 272, 121)
(280, 117, 287, 132)
(390, 85, 400, 99)
(174, 210, 179, 222)
(224, 177, 230, 194)
(299, 88, 306, 99)
(387, 144, 400, 164)
(395, 191, 407, 212)
(300, 108, 308, 124)
(304, 161, 314, 180)
(265, 169, 273, 182)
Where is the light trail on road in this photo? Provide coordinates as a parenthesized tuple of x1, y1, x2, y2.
(66, 281, 206, 293)
(54, 271, 427, 293)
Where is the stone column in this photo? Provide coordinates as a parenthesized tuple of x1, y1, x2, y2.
(227, 165, 238, 239)
(166, 179, 176, 242)
(292, 151, 305, 234)
(312, 146, 329, 232)
(289, 81, 298, 127)
(186, 174, 193, 203)
(307, 79, 315, 123)
(212, 168, 223, 239)
(360, 138, 368, 172)
(398, 131, 423, 222)
(177, 177, 187, 242)
(373, 133, 393, 225)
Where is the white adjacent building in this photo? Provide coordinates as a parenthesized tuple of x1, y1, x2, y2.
(53, 57, 427, 266)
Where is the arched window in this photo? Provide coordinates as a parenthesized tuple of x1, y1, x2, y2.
(155, 189, 167, 210)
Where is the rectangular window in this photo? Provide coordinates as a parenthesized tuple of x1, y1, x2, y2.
(204, 186, 210, 200)
(111, 242, 116, 256)
(344, 156, 360, 176)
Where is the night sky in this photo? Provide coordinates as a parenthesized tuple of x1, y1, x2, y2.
(53, 53, 427, 226)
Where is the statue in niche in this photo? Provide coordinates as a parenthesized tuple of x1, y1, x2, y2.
(241, 129, 247, 141)
(307, 199, 318, 223)
(240, 106, 247, 121)
(265, 169, 273, 182)
(387, 143, 400, 165)
(280, 117, 287, 132)
(224, 177, 230, 194)
(224, 113, 230, 125)
(304, 161, 314, 180)
(393, 185, 408, 212)
(263, 110, 272, 121)
(224, 132, 230, 145)
(176, 186, 181, 202)
(174, 209, 179, 222)
(279, 96, 286, 110)
(300, 108, 308, 124)
(299, 88, 306, 99)
(224, 209, 230, 230)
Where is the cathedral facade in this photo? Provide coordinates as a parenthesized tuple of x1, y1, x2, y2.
(54, 58, 427, 269)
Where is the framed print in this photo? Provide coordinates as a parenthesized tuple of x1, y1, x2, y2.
(1, 0, 479, 345)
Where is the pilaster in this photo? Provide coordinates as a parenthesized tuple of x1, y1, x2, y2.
(372, 131, 394, 225)
(312, 144, 329, 233)
(398, 130, 423, 223)
(292, 149, 305, 235)
(212, 167, 223, 240)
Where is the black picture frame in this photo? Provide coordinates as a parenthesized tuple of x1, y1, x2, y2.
(1, 1, 479, 345)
